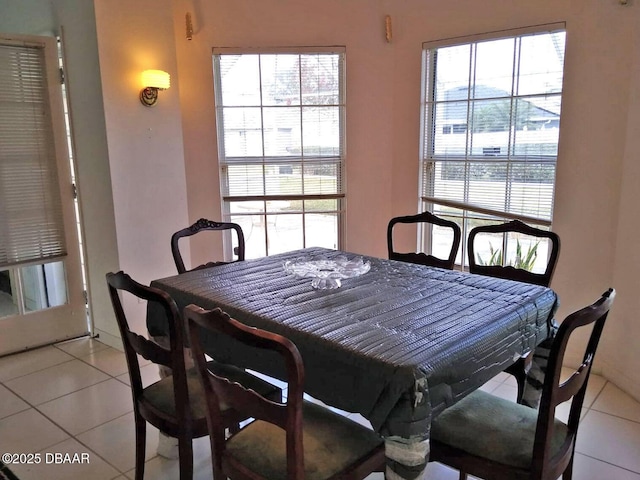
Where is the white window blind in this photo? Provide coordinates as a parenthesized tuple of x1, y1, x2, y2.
(213, 48, 345, 257)
(0, 40, 67, 268)
(421, 25, 566, 225)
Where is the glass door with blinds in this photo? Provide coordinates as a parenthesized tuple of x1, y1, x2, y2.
(0, 34, 87, 355)
(213, 48, 345, 258)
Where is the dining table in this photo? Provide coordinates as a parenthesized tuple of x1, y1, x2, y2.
(147, 247, 558, 479)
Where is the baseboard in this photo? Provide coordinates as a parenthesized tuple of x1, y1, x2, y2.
(599, 357, 640, 403)
(91, 327, 123, 352)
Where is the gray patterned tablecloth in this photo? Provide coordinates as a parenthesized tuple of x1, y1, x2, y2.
(148, 247, 557, 478)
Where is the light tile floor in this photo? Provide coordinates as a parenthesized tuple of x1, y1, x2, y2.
(0, 336, 639, 480)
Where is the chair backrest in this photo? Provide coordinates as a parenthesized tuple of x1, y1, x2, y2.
(171, 218, 246, 274)
(467, 219, 560, 286)
(387, 211, 462, 270)
(106, 271, 193, 425)
(532, 288, 615, 479)
(185, 305, 306, 479)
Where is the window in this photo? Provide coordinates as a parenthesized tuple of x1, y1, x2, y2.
(213, 48, 345, 258)
(0, 38, 69, 316)
(0, 41, 67, 267)
(420, 25, 566, 269)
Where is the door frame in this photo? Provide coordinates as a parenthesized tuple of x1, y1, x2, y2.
(0, 33, 88, 355)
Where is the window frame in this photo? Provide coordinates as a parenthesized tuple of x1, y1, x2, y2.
(212, 46, 346, 258)
(419, 24, 566, 267)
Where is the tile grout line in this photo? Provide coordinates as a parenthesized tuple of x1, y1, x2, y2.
(1, 342, 131, 440)
(2, 363, 139, 476)
(0, 401, 106, 474)
(585, 406, 640, 427)
(0, 357, 77, 385)
(585, 379, 640, 425)
(52, 341, 161, 475)
(576, 451, 640, 476)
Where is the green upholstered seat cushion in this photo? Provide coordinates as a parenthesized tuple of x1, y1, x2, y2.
(142, 367, 209, 419)
(142, 361, 281, 420)
(431, 389, 568, 469)
(225, 401, 384, 480)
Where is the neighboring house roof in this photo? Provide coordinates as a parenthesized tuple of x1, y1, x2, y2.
(440, 85, 560, 124)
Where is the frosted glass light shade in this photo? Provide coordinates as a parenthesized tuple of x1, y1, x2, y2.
(141, 70, 170, 89)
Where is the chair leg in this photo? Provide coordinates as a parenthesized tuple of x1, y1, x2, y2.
(563, 457, 574, 479)
(459, 472, 468, 480)
(515, 369, 526, 404)
(210, 437, 225, 480)
(134, 412, 146, 480)
(506, 358, 528, 404)
(178, 434, 194, 480)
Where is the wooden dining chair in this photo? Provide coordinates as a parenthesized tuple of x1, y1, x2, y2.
(467, 219, 561, 403)
(429, 288, 615, 480)
(171, 218, 246, 274)
(106, 271, 281, 480)
(184, 305, 387, 480)
(467, 219, 560, 287)
(387, 211, 462, 270)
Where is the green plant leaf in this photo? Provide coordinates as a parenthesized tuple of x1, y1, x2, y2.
(477, 239, 540, 271)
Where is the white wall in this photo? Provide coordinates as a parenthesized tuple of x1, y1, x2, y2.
(93, 0, 191, 335)
(172, 0, 640, 399)
(55, 0, 121, 346)
(607, 18, 640, 399)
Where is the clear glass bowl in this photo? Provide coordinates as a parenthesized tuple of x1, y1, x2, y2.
(283, 256, 371, 289)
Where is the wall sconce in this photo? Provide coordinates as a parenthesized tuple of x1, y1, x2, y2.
(385, 15, 392, 43)
(186, 12, 194, 40)
(139, 70, 170, 107)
